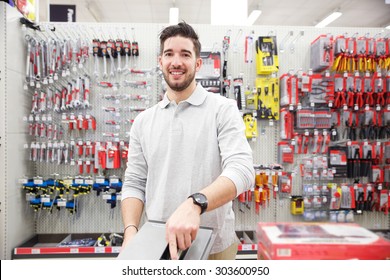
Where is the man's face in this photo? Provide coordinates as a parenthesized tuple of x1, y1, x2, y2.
(159, 36, 202, 92)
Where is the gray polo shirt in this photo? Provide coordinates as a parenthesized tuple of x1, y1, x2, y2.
(122, 83, 255, 254)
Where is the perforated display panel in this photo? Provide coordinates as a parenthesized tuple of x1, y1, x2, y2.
(13, 22, 389, 234)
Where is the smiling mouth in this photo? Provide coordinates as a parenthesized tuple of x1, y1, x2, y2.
(169, 70, 185, 78)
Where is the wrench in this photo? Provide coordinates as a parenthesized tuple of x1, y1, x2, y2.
(83, 76, 91, 108)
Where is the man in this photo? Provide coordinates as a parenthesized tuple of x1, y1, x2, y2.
(121, 22, 255, 260)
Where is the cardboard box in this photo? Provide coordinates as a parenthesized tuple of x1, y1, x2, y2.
(257, 222, 390, 260)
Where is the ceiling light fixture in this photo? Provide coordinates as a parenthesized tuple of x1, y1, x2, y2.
(315, 10, 342, 28)
(211, 0, 247, 25)
(169, 7, 179, 25)
(246, 9, 261, 26)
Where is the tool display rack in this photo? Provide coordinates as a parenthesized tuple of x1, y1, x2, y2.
(1, 3, 389, 259)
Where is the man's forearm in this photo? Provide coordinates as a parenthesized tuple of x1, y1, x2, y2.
(199, 176, 237, 213)
(121, 197, 144, 243)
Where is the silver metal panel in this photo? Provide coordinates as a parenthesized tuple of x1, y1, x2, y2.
(117, 221, 215, 260)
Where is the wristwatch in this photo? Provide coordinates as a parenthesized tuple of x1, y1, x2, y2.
(188, 193, 208, 215)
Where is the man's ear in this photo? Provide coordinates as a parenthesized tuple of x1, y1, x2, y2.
(158, 56, 162, 69)
(195, 57, 203, 72)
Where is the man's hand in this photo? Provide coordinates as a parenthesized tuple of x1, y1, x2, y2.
(165, 198, 201, 260)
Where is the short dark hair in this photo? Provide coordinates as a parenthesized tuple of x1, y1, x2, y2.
(159, 21, 201, 57)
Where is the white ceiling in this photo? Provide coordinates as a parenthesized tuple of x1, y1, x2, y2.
(39, 0, 390, 28)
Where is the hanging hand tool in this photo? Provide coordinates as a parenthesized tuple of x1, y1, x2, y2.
(116, 39, 123, 73)
(107, 39, 116, 77)
(123, 40, 131, 71)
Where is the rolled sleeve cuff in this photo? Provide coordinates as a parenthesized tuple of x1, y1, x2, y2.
(121, 187, 146, 203)
(221, 167, 255, 197)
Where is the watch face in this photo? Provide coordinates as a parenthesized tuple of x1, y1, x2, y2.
(194, 193, 206, 204)
(190, 193, 208, 214)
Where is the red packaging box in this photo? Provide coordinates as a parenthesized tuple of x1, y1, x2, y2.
(257, 222, 390, 260)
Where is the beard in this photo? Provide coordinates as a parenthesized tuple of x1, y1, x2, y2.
(162, 67, 196, 92)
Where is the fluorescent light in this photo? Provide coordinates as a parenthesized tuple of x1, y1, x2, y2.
(246, 10, 261, 26)
(169, 7, 179, 25)
(315, 11, 342, 28)
(386, 25, 390, 29)
(211, 0, 247, 25)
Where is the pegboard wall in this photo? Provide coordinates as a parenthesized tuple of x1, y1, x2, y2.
(10, 19, 390, 237)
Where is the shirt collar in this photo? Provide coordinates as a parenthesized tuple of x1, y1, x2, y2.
(158, 83, 208, 108)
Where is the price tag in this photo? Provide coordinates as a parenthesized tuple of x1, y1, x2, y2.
(33, 179, 43, 185)
(59, 177, 70, 185)
(110, 178, 119, 184)
(19, 178, 28, 184)
(41, 196, 50, 203)
(94, 247, 105, 253)
(31, 248, 40, 254)
(112, 247, 121, 253)
(70, 248, 79, 254)
(58, 199, 67, 207)
(85, 179, 94, 185)
(75, 178, 84, 185)
(116, 194, 122, 200)
(241, 244, 252, 251)
(289, 104, 294, 111)
(96, 178, 105, 184)
(102, 193, 111, 200)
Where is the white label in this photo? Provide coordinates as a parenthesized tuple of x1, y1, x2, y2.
(94, 247, 105, 253)
(75, 178, 84, 184)
(41, 196, 50, 203)
(70, 248, 79, 254)
(110, 178, 119, 184)
(64, 179, 73, 185)
(241, 244, 253, 251)
(85, 179, 94, 185)
(96, 178, 105, 184)
(58, 199, 67, 207)
(19, 178, 28, 184)
(33, 179, 43, 185)
(111, 247, 121, 253)
(31, 248, 40, 254)
(102, 194, 111, 200)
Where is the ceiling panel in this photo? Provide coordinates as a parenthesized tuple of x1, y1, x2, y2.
(40, 0, 390, 29)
